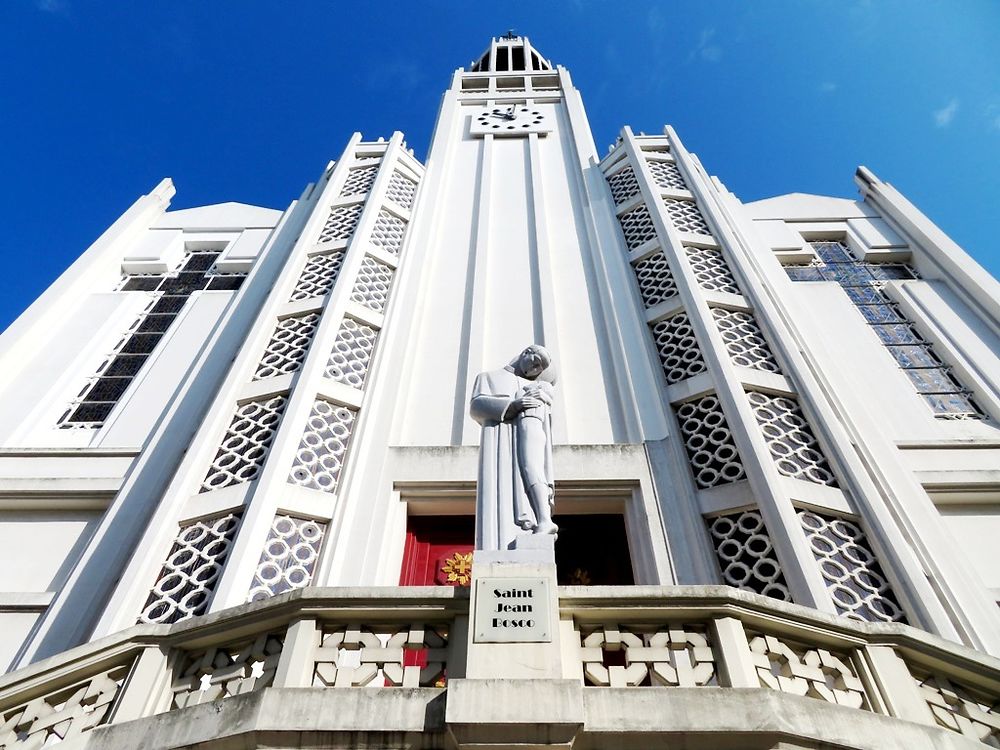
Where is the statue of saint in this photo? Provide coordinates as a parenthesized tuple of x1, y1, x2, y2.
(470, 345, 557, 551)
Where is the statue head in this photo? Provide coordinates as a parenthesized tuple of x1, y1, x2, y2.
(512, 345, 552, 381)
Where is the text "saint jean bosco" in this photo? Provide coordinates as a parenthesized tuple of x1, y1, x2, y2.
(492, 587, 536, 628)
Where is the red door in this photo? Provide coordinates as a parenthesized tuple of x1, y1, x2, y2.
(399, 516, 475, 586)
(399, 513, 634, 586)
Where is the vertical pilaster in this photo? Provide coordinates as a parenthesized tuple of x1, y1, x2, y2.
(607, 127, 830, 610)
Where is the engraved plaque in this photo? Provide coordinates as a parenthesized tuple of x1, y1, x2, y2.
(473, 577, 551, 643)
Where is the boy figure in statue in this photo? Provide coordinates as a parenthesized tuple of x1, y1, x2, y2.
(470, 345, 558, 552)
(514, 371, 556, 533)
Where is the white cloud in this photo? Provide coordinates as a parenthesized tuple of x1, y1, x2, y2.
(933, 99, 959, 128)
(35, 0, 68, 12)
(820, 82, 838, 93)
(688, 27, 722, 64)
(647, 6, 665, 33)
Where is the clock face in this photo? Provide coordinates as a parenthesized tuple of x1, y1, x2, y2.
(471, 106, 550, 137)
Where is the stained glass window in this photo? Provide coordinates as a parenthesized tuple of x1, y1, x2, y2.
(785, 241, 980, 419)
(60, 248, 247, 428)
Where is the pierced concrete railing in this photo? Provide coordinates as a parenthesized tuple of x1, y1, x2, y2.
(560, 586, 1000, 747)
(0, 587, 465, 747)
(0, 586, 998, 747)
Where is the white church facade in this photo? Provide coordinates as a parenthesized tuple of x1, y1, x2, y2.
(0, 35, 998, 749)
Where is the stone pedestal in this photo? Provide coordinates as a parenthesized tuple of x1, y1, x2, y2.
(465, 537, 563, 680)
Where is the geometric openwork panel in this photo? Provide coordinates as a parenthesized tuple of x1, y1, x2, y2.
(786, 241, 980, 419)
(253, 312, 321, 380)
(313, 624, 448, 688)
(580, 624, 717, 687)
(913, 671, 1000, 747)
(649, 312, 708, 385)
(618, 204, 657, 250)
(662, 198, 711, 235)
(317, 203, 363, 244)
(339, 165, 379, 197)
(201, 395, 288, 492)
(247, 515, 327, 602)
(711, 307, 782, 373)
(647, 159, 687, 191)
(288, 251, 346, 302)
(748, 631, 869, 709)
(370, 209, 407, 256)
(288, 399, 358, 493)
(798, 509, 906, 624)
(606, 165, 640, 205)
(386, 170, 418, 210)
(674, 394, 747, 489)
(60, 247, 246, 428)
(746, 391, 838, 487)
(0, 664, 131, 747)
(632, 251, 678, 308)
(138, 512, 242, 624)
(325, 317, 379, 389)
(685, 246, 741, 294)
(171, 631, 284, 709)
(349, 256, 394, 313)
(707, 510, 791, 601)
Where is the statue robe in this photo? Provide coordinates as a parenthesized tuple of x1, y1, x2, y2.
(470, 366, 555, 551)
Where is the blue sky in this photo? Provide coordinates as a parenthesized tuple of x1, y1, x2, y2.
(1, 1, 998, 331)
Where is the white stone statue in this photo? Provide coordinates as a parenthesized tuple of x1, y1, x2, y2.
(470, 345, 557, 552)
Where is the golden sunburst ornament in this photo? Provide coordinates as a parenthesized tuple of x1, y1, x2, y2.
(568, 568, 592, 585)
(440, 552, 473, 586)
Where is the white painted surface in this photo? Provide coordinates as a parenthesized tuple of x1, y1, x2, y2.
(937, 505, 1000, 589)
(0, 612, 40, 671)
(0, 510, 99, 591)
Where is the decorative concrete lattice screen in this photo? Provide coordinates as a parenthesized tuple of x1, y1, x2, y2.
(253, 312, 321, 380)
(662, 198, 712, 235)
(674, 394, 746, 488)
(349, 256, 394, 313)
(247, 514, 327, 602)
(201, 396, 288, 492)
(618, 204, 657, 250)
(747, 631, 869, 709)
(288, 251, 346, 302)
(339, 165, 379, 197)
(649, 312, 708, 385)
(386, 170, 418, 210)
(798, 509, 906, 623)
(707, 510, 791, 601)
(288, 399, 357, 493)
(317, 203, 363, 244)
(580, 625, 717, 687)
(711, 308, 782, 373)
(606, 165, 640, 205)
(313, 624, 448, 688)
(171, 632, 283, 709)
(0, 664, 130, 747)
(325, 318, 379, 389)
(632, 252, 678, 308)
(370, 209, 407, 256)
(913, 671, 1000, 747)
(746, 391, 838, 487)
(685, 247, 741, 295)
(139, 512, 242, 624)
(647, 159, 687, 191)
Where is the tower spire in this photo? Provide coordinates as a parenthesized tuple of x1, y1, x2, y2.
(469, 34, 552, 73)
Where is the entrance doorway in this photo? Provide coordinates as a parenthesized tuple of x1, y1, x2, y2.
(399, 514, 633, 586)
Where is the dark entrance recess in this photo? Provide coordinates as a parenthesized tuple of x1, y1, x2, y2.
(399, 513, 634, 586)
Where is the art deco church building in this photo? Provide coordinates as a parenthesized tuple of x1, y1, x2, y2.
(0, 35, 998, 750)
